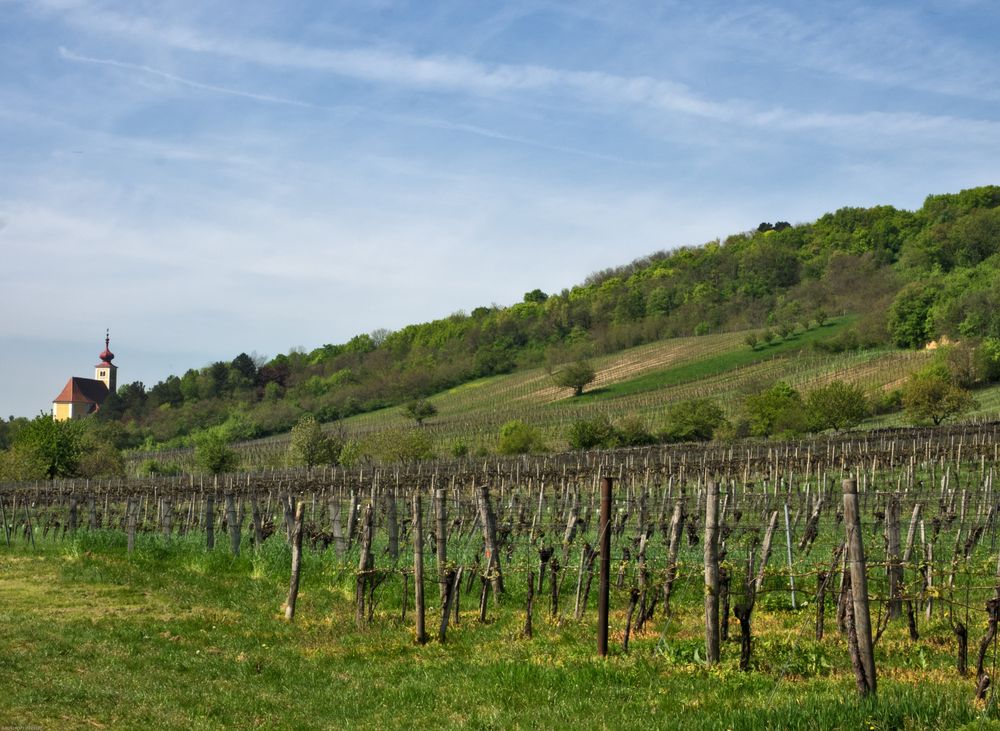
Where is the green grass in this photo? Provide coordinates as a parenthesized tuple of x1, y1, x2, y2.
(1, 531, 996, 730)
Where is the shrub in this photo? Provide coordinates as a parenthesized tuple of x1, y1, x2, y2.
(872, 389, 903, 416)
(288, 415, 341, 467)
(498, 420, 546, 455)
(744, 383, 807, 437)
(805, 381, 870, 432)
(363, 428, 435, 463)
(567, 415, 618, 450)
(139, 459, 182, 477)
(195, 431, 239, 474)
(661, 399, 727, 442)
(615, 415, 657, 447)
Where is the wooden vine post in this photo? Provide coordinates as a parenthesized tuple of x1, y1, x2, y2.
(205, 494, 215, 550)
(355, 504, 374, 628)
(412, 493, 427, 644)
(843, 478, 877, 696)
(284, 502, 304, 621)
(126, 497, 137, 554)
(704, 479, 721, 665)
(476, 483, 504, 599)
(435, 487, 448, 608)
(597, 476, 612, 658)
(225, 494, 240, 556)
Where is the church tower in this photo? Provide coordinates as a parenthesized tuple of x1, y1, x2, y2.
(94, 330, 117, 393)
(53, 331, 118, 420)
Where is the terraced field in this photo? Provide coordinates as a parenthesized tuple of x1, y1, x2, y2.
(129, 318, 1000, 471)
(332, 319, 937, 453)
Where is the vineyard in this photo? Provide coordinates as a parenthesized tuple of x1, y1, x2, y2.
(125, 319, 958, 474)
(7, 424, 1000, 727)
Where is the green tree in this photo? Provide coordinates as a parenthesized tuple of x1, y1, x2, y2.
(902, 370, 977, 425)
(195, 431, 239, 475)
(661, 399, 726, 442)
(567, 415, 618, 450)
(363, 428, 435, 463)
(523, 288, 548, 303)
(402, 399, 438, 426)
(230, 352, 258, 382)
(0, 416, 29, 450)
(553, 360, 597, 397)
(77, 441, 125, 478)
(744, 383, 807, 437)
(288, 415, 340, 467)
(498, 420, 546, 455)
(888, 282, 938, 348)
(7, 415, 84, 479)
(805, 381, 869, 432)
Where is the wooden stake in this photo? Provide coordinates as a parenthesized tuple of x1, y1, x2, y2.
(704, 480, 720, 665)
(412, 493, 427, 645)
(843, 478, 876, 696)
(284, 502, 304, 621)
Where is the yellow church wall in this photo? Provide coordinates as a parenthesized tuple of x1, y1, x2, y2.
(53, 402, 73, 421)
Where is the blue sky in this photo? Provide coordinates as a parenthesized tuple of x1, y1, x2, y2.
(2, 0, 999, 419)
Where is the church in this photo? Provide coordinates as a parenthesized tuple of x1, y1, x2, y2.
(52, 332, 118, 421)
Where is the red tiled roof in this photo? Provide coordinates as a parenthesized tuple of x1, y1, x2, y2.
(53, 377, 109, 405)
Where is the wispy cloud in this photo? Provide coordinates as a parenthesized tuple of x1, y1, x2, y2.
(58, 47, 318, 108)
(42, 1, 1000, 144)
(707, 2, 1000, 101)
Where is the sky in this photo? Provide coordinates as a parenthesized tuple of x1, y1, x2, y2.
(2, 0, 999, 419)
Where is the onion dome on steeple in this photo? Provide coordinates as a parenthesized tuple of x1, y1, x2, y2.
(98, 329, 115, 365)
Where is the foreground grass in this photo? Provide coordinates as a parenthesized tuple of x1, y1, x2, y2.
(1, 533, 996, 730)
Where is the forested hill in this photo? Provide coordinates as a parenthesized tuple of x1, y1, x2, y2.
(86, 184, 1000, 447)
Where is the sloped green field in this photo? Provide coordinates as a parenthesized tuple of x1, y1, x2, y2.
(333, 320, 937, 454)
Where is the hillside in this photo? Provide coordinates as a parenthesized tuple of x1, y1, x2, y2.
(4, 184, 1000, 477)
(99, 185, 1000, 448)
(123, 314, 982, 473)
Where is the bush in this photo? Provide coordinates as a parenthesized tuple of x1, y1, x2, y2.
(744, 383, 807, 438)
(567, 415, 618, 450)
(139, 459, 182, 477)
(498, 420, 546, 455)
(872, 389, 903, 416)
(363, 428, 435, 463)
(660, 399, 727, 442)
(288, 415, 341, 467)
(195, 431, 239, 474)
(615, 415, 657, 447)
(805, 381, 870, 432)
(338, 440, 363, 468)
(77, 442, 125, 478)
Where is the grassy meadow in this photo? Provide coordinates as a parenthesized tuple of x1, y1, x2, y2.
(2, 528, 998, 731)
